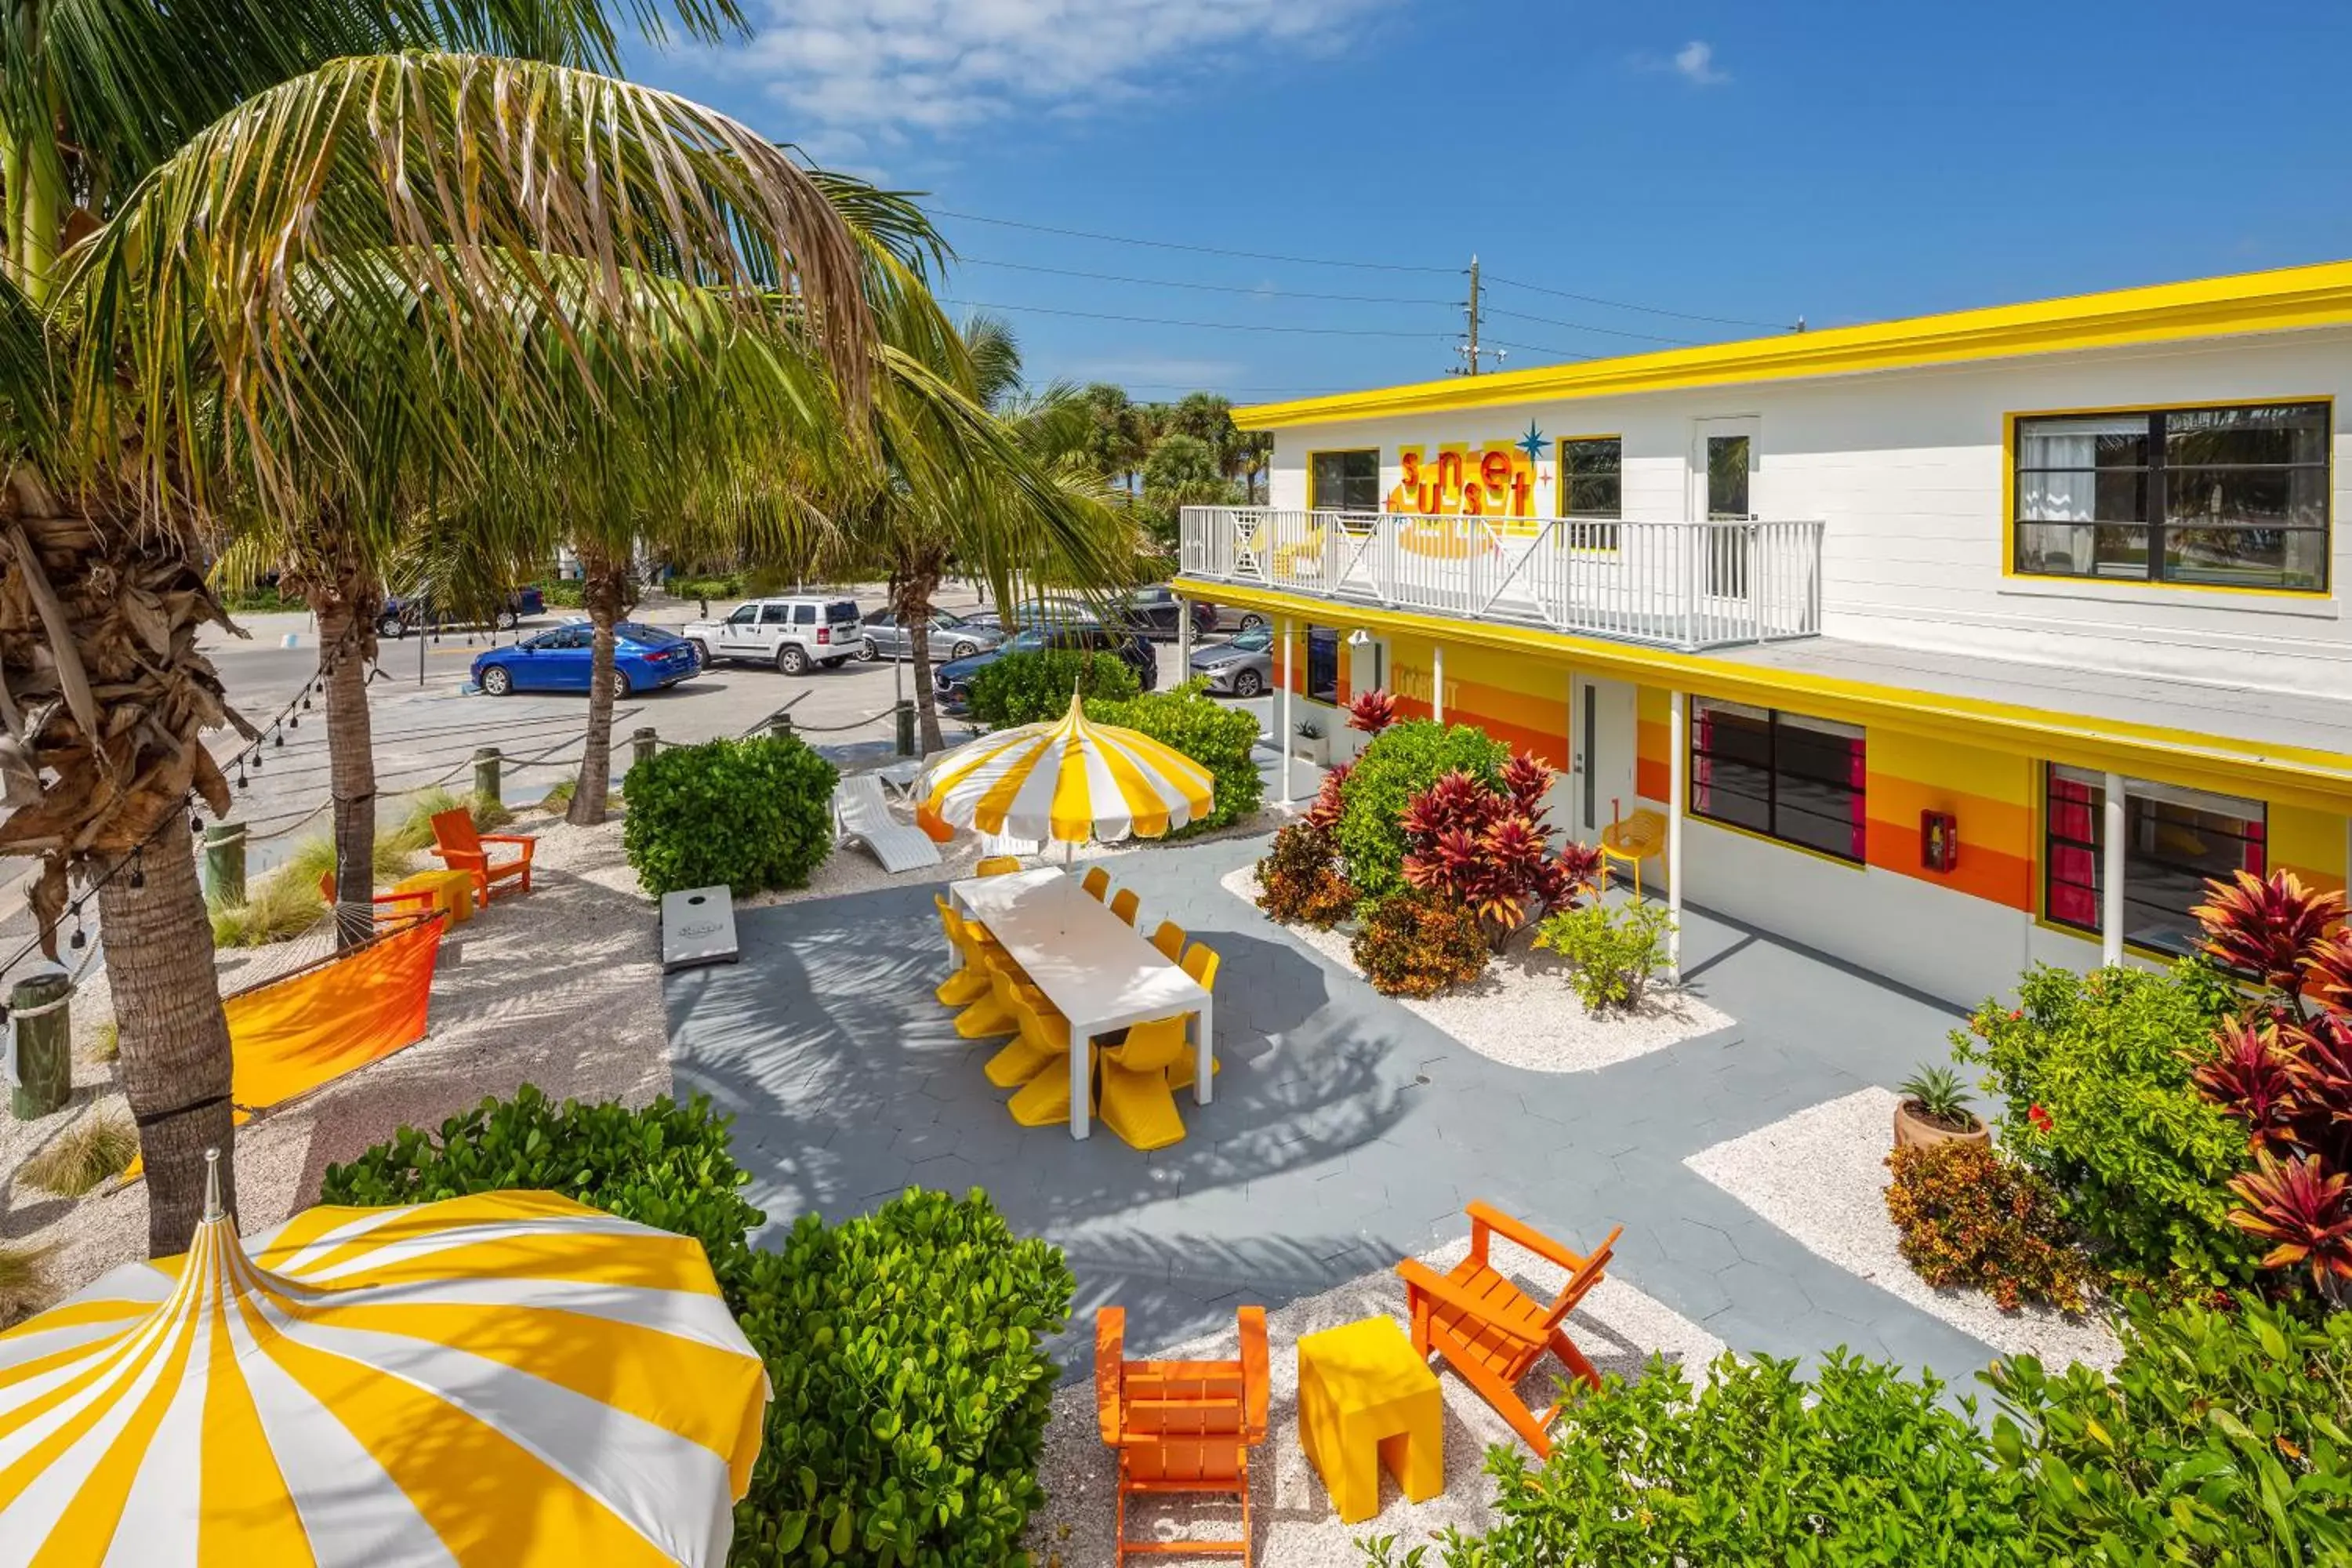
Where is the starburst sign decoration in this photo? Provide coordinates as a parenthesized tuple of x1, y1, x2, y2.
(1515, 420, 1547, 463)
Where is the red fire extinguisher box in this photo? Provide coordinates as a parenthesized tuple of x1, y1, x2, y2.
(1921, 809, 1958, 873)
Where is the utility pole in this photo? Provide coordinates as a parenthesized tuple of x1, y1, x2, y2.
(1450, 255, 1505, 376)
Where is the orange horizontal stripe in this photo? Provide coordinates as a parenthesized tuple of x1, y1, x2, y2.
(1867, 819, 2034, 909)
(1637, 718, 1668, 765)
(1637, 758, 1670, 802)
(1864, 776, 2034, 855)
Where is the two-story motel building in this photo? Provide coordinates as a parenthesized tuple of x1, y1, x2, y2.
(1171, 260, 2352, 1007)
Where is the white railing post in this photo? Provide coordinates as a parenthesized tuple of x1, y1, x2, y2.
(1668, 689, 1686, 978)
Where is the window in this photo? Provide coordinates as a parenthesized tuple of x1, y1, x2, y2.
(2043, 767, 2266, 957)
(758, 604, 790, 625)
(1305, 626, 1339, 703)
(1309, 449, 1381, 512)
(1690, 699, 1866, 862)
(793, 604, 817, 624)
(2014, 402, 2330, 591)
(727, 604, 757, 625)
(1559, 436, 1621, 548)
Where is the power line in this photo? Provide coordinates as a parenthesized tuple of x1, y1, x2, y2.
(954, 256, 1451, 307)
(1482, 306, 1703, 346)
(938, 297, 1451, 340)
(931, 208, 1459, 274)
(1482, 336, 1596, 364)
(1480, 271, 1790, 331)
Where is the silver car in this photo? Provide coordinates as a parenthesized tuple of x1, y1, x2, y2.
(858, 608, 1002, 663)
(1189, 626, 1274, 698)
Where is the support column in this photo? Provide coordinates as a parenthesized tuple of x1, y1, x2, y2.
(1668, 689, 1686, 978)
(1177, 598, 1194, 670)
(1278, 615, 1294, 811)
(1431, 641, 1445, 725)
(2100, 771, 2125, 968)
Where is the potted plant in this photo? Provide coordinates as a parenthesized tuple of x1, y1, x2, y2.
(1893, 1065, 1990, 1153)
(1291, 717, 1327, 768)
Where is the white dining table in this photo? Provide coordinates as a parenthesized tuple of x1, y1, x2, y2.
(947, 868, 1214, 1140)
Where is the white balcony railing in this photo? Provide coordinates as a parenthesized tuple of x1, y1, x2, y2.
(1179, 506, 1824, 652)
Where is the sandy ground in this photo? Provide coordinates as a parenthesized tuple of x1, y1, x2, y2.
(1024, 1231, 1726, 1568)
(1685, 1087, 2123, 1372)
(1220, 866, 1730, 1074)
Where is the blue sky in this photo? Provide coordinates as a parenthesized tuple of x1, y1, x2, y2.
(640, 1, 2352, 404)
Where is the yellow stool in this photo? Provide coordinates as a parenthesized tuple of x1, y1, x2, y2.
(394, 868, 477, 925)
(1298, 1316, 1443, 1524)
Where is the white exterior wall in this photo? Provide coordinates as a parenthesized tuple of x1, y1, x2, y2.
(1269, 327, 2352, 698)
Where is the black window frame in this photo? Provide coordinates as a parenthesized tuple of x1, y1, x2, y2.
(1309, 448, 1381, 513)
(2041, 765, 2268, 960)
(1558, 435, 1623, 549)
(2013, 401, 2331, 593)
(1689, 698, 1867, 864)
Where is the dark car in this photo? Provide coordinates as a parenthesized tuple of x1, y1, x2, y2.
(1114, 585, 1218, 641)
(935, 624, 1156, 717)
(470, 621, 697, 697)
(379, 583, 546, 638)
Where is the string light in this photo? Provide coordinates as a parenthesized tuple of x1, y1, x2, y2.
(127, 850, 145, 891)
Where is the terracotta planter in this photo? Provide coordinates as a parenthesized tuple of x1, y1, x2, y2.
(1893, 1100, 1990, 1154)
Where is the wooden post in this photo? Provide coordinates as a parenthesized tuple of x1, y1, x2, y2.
(631, 727, 658, 771)
(473, 746, 503, 807)
(9, 967, 71, 1120)
(201, 822, 246, 907)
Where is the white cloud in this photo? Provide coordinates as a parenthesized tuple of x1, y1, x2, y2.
(1671, 39, 1730, 86)
(717, 0, 1389, 149)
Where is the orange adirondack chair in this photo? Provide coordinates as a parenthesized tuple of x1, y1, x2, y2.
(1096, 1305, 1269, 1565)
(426, 809, 535, 904)
(1395, 1203, 1621, 1458)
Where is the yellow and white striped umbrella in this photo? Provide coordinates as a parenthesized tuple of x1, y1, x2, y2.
(0, 1158, 767, 1566)
(923, 691, 1214, 844)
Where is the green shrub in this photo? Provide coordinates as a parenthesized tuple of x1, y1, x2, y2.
(966, 648, 1139, 728)
(731, 1190, 1073, 1566)
(538, 579, 586, 608)
(1256, 821, 1356, 927)
(1531, 900, 1675, 1012)
(322, 1088, 1075, 1568)
(1331, 720, 1509, 904)
(1885, 1140, 2093, 1312)
(1987, 1294, 2352, 1564)
(1085, 678, 1261, 835)
(383, 786, 510, 853)
(622, 733, 837, 898)
(218, 584, 293, 613)
(1352, 890, 1489, 998)
(1953, 961, 2258, 1290)
(1364, 1349, 2038, 1567)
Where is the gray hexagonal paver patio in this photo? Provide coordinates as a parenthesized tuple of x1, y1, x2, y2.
(665, 831, 2006, 1384)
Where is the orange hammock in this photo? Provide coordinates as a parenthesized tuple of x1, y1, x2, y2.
(122, 916, 444, 1179)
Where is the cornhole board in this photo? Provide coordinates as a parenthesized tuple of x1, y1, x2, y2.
(662, 886, 739, 973)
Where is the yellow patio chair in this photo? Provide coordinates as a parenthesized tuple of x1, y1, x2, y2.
(1098, 1012, 1191, 1151)
(935, 897, 993, 1007)
(1169, 945, 1222, 1093)
(977, 856, 1023, 877)
(1149, 920, 1187, 962)
(1110, 887, 1142, 927)
(1007, 991, 1097, 1127)
(1082, 866, 1112, 902)
(951, 919, 1021, 1040)
(983, 968, 1065, 1089)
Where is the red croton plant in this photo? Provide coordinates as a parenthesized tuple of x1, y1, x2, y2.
(1301, 688, 1397, 831)
(2187, 869, 2352, 1301)
(1399, 757, 1603, 945)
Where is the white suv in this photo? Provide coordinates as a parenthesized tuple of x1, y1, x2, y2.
(683, 596, 864, 675)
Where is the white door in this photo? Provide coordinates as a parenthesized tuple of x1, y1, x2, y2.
(716, 603, 760, 658)
(1573, 677, 1639, 840)
(1690, 416, 1760, 600)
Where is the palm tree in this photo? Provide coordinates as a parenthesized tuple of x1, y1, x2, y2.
(13, 33, 877, 1253)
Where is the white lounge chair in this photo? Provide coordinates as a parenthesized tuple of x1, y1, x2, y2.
(978, 828, 1042, 858)
(833, 774, 942, 874)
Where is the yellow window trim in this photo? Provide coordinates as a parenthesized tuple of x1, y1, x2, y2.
(1237, 259, 2352, 430)
(2002, 395, 2336, 598)
(1170, 579, 2352, 813)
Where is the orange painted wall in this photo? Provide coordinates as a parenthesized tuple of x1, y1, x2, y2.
(2272, 802, 2348, 898)
(1390, 639, 1570, 767)
(1636, 686, 1671, 803)
(1863, 731, 2037, 909)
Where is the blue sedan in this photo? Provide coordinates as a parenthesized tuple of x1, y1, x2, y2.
(470, 622, 699, 697)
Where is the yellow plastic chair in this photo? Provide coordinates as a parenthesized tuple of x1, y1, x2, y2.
(1598, 809, 1667, 901)
(1169, 945, 1222, 1094)
(951, 920, 1020, 1040)
(984, 968, 1065, 1089)
(1081, 866, 1112, 902)
(935, 898, 992, 1007)
(1110, 887, 1142, 927)
(1007, 993, 1094, 1127)
(977, 856, 1023, 877)
(1149, 920, 1187, 962)
(1098, 1014, 1190, 1151)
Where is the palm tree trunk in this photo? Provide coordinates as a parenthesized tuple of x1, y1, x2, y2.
(308, 570, 381, 949)
(97, 815, 238, 1253)
(895, 569, 945, 754)
(568, 554, 626, 825)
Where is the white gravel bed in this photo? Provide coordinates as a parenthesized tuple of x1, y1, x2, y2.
(1221, 866, 1730, 1074)
(2, 807, 670, 1316)
(1684, 1087, 2123, 1372)
(1025, 1234, 1725, 1568)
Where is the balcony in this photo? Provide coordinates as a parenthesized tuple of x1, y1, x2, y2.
(1178, 506, 1825, 652)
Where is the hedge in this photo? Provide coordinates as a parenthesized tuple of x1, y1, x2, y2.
(623, 733, 837, 898)
(1085, 678, 1261, 836)
(966, 648, 1139, 728)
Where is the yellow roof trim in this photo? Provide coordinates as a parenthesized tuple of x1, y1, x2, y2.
(1178, 578, 2352, 815)
(1234, 259, 2352, 430)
